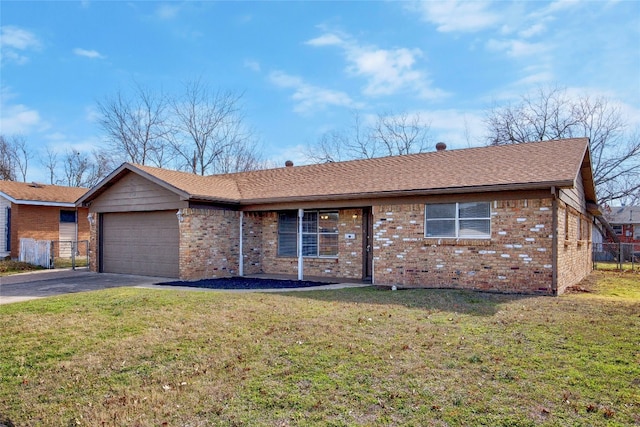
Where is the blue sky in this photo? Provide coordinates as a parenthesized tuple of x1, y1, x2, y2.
(1, 0, 639, 183)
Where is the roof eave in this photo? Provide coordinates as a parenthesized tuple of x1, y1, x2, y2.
(1, 191, 80, 207)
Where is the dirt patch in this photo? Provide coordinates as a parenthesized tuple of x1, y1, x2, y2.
(157, 277, 336, 290)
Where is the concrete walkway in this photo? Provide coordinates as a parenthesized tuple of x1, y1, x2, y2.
(0, 269, 370, 305)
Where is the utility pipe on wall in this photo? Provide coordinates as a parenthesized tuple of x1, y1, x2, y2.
(298, 208, 304, 281)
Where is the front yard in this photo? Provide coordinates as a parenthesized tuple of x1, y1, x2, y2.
(0, 271, 638, 426)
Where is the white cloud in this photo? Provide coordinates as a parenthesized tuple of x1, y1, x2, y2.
(306, 30, 448, 100)
(73, 48, 105, 59)
(244, 59, 261, 72)
(269, 70, 356, 114)
(485, 39, 546, 58)
(306, 33, 344, 47)
(0, 102, 42, 134)
(411, 0, 499, 33)
(155, 4, 180, 20)
(0, 26, 41, 65)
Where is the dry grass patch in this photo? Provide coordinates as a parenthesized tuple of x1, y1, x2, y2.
(0, 272, 638, 426)
(0, 260, 43, 276)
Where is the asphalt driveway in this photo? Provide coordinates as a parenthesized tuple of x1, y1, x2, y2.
(0, 269, 174, 305)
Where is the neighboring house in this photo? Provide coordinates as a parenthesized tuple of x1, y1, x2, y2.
(604, 206, 640, 243)
(77, 138, 599, 295)
(0, 181, 90, 259)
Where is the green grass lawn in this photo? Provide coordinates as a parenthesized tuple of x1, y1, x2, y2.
(1, 271, 638, 426)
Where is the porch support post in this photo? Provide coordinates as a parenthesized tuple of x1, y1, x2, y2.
(239, 211, 244, 277)
(298, 208, 304, 281)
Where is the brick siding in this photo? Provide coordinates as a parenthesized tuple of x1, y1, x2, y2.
(556, 201, 593, 294)
(252, 209, 364, 280)
(178, 208, 241, 280)
(371, 199, 556, 294)
(10, 204, 90, 258)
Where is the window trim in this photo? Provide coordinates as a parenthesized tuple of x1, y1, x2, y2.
(277, 210, 339, 258)
(424, 202, 491, 239)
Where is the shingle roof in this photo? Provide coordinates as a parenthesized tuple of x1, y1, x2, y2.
(0, 180, 87, 205)
(79, 138, 595, 207)
(231, 138, 591, 203)
(604, 206, 640, 225)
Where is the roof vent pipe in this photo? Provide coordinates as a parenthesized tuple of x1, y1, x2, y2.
(435, 142, 447, 152)
(285, 160, 294, 167)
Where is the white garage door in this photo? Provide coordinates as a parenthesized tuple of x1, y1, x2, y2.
(101, 210, 179, 278)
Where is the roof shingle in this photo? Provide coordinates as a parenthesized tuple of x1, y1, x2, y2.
(82, 137, 594, 206)
(0, 181, 87, 204)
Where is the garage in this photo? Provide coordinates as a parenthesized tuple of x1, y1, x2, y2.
(101, 210, 179, 278)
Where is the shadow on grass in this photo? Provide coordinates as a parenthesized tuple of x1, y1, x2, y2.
(279, 285, 539, 317)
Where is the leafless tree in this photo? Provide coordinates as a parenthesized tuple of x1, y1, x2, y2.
(0, 135, 18, 181)
(372, 111, 432, 156)
(170, 79, 255, 175)
(11, 136, 31, 182)
(40, 146, 58, 184)
(307, 110, 432, 163)
(485, 86, 640, 203)
(62, 149, 91, 187)
(0, 135, 31, 181)
(97, 82, 172, 167)
(86, 149, 116, 187)
(213, 138, 266, 174)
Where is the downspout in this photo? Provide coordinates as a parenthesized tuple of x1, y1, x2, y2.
(239, 211, 244, 277)
(551, 187, 558, 296)
(298, 208, 304, 281)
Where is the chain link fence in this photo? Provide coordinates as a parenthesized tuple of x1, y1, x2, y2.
(51, 240, 89, 269)
(593, 242, 640, 271)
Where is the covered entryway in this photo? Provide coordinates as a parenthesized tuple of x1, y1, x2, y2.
(100, 210, 179, 278)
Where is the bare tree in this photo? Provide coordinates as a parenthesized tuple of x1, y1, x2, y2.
(62, 149, 91, 187)
(307, 110, 432, 163)
(97, 82, 172, 167)
(41, 146, 58, 184)
(372, 111, 432, 156)
(85, 149, 116, 187)
(0, 135, 17, 181)
(170, 79, 253, 175)
(0, 135, 31, 181)
(11, 136, 31, 182)
(213, 139, 266, 174)
(485, 86, 640, 203)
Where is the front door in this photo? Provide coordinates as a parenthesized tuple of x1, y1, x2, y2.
(362, 207, 373, 281)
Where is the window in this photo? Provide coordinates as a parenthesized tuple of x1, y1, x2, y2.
(60, 210, 76, 223)
(425, 202, 491, 239)
(278, 212, 298, 257)
(278, 210, 339, 257)
(612, 225, 623, 235)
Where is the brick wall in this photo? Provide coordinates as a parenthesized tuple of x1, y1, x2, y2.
(556, 201, 592, 294)
(178, 208, 241, 280)
(88, 212, 98, 272)
(242, 212, 264, 275)
(371, 198, 556, 294)
(10, 204, 90, 258)
(257, 209, 364, 280)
